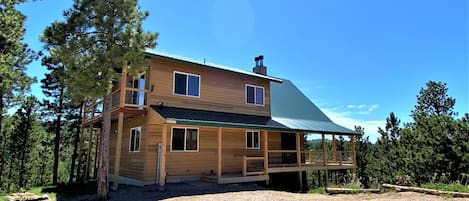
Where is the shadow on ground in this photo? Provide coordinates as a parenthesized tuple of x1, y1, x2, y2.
(108, 181, 266, 201)
(57, 181, 267, 201)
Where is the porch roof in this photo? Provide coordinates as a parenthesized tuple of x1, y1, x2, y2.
(151, 105, 289, 130)
(270, 79, 359, 135)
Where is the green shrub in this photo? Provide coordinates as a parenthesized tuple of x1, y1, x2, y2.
(308, 187, 326, 194)
(421, 183, 469, 193)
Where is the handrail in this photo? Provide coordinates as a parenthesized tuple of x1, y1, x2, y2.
(242, 155, 265, 177)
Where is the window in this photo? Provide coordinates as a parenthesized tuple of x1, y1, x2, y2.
(174, 71, 200, 97)
(129, 127, 141, 152)
(246, 131, 260, 149)
(245, 85, 264, 106)
(171, 127, 199, 152)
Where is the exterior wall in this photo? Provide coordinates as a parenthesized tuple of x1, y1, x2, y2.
(147, 57, 271, 116)
(109, 115, 147, 181)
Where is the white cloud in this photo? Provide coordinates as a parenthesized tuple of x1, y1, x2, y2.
(323, 108, 384, 143)
(342, 104, 379, 115)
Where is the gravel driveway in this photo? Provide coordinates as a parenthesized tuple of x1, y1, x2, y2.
(64, 181, 469, 201)
(163, 190, 469, 201)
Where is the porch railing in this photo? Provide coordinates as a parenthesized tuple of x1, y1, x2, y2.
(242, 156, 266, 176)
(82, 87, 148, 125)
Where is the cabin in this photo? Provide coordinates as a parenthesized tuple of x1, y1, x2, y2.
(79, 50, 359, 190)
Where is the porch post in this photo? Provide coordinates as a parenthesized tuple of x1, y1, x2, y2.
(217, 127, 222, 180)
(159, 124, 168, 186)
(296, 132, 302, 191)
(112, 112, 124, 190)
(263, 130, 268, 175)
(331, 134, 336, 161)
(351, 135, 356, 166)
(322, 133, 327, 166)
(296, 132, 301, 167)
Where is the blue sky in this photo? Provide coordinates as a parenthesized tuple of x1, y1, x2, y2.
(18, 0, 468, 142)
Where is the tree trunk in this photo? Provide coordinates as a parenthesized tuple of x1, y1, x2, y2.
(0, 81, 4, 184)
(52, 87, 65, 184)
(97, 94, 111, 200)
(69, 103, 83, 183)
(19, 106, 32, 188)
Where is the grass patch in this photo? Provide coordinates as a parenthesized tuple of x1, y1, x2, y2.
(329, 183, 361, 189)
(421, 183, 469, 193)
(308, 187, 326, 194)
(28, 186, 57, 200)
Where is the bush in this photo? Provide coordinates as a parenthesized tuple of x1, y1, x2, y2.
(421, 183, 469, 193)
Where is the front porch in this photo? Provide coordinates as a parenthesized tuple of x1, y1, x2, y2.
(158, 126, 356, 186)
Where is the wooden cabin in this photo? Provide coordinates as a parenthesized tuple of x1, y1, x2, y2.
(80, 50, 359, 190)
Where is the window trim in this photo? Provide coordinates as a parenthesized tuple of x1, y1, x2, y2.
(173, 71, 201, 98)
(245, 84, 265, 106)
(170, 127, 200, 152)
(129, 126, 142, 152)
(245, 130, 260, 149)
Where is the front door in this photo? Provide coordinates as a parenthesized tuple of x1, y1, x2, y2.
(281, 133, 297, 164)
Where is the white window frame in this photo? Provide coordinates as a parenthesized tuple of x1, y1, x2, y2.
(170, 127, 200, 152)
(245, 130, 260, 149)
(245, 84, 265, 106)
(173, 71, 201, 98)
(129, 127, 142, 152)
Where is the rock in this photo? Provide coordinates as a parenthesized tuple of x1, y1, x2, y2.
(7, 192, 49, 201)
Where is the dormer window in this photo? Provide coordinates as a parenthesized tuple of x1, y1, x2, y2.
(245, 84, 264, 106)
(174, 71, 200, 97)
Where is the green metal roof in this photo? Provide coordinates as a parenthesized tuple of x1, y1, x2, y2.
(270, 79, 359, 135)
(144, 49, 283, 83)
(151, 105, 290, 131)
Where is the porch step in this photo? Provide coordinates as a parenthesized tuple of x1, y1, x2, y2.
(201, 174, 269, 184)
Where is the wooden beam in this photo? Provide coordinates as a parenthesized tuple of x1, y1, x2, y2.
(350, 135, 356, 166)
(332, 134, 336, 161)
(159, 124, 168, 186)
(263, 130, 268, 174)
(322, 133, 326, 166)
(299, 171, 303, 191)
(296, 132, 301, 167)
(119, 62, 127, 108)
(217, 127, 222, 179)
(242, 155, 247, 176)
(112, 112, 124, 190)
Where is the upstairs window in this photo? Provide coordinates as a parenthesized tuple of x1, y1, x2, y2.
(174, 71, 200, 97)
(129, 127, 141, 152)
(171, 127, 199, 152)
(246, 84, 264, 106)
(246, 131, 260, 149)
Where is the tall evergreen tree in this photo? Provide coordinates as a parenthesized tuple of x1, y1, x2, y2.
(42, 1, 157, 199)
(9, 96, 38, 189)
(40, 56, 67, 184)
(0, 0, 35, 182)
(354, 125, 371, 187)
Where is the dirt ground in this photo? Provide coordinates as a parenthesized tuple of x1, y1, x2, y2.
(163, 190, 469, 201)
(63, 181, 469, 201)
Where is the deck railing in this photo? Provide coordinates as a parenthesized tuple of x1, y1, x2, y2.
(82, 87, 148, 125)
(242, 156, 266, 176)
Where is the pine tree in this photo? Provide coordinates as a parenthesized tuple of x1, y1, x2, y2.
(354, 125, 371, 187)
(42, 1, 157, 199)
(8, 96, 38, 189)
(0, 0, 36, 183)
